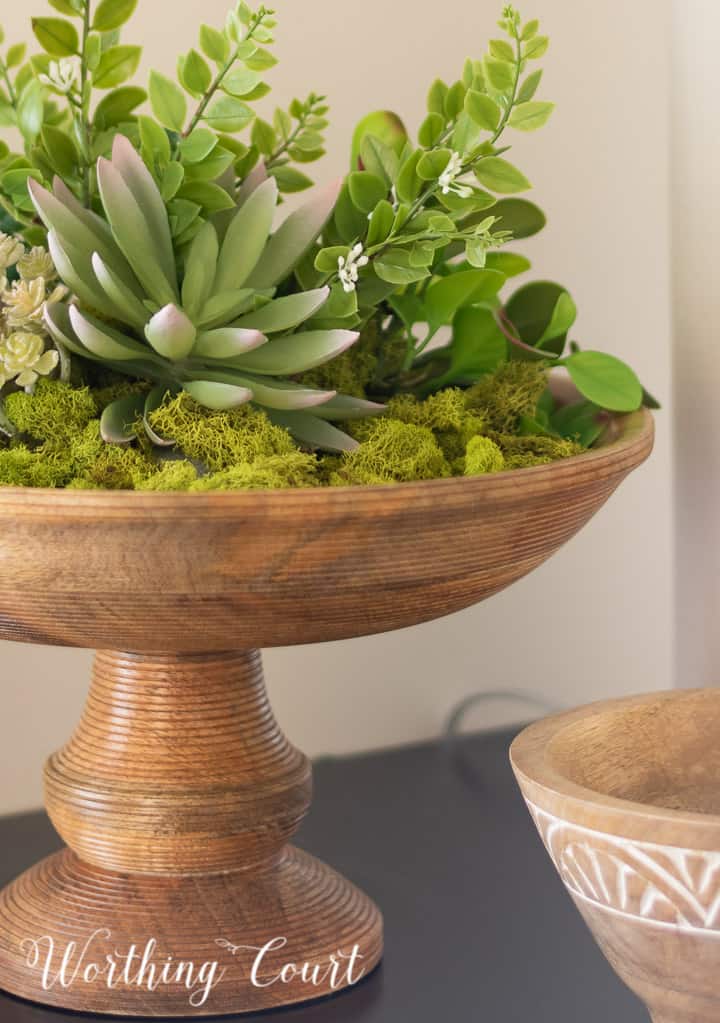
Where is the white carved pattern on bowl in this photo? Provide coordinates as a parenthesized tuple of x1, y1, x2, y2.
(527, 802, 720, 931)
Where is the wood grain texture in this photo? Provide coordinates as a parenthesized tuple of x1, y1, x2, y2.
(0, 846, 383, 1016)
(0, 650, 382, 1016)
(511, 690, 720, 1023)
(0, 411, 653, 653)
(0, 413, 653, 1016)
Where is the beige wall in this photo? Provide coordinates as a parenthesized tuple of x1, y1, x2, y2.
(672, 0, 718, 690)
(0, 0, 674, 814)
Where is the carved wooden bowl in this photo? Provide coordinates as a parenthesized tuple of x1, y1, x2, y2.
(0, 410, 653, 1017)
(512, 689, 720, 1023)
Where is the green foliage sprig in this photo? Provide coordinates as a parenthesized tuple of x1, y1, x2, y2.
(0, 0, 327, 242)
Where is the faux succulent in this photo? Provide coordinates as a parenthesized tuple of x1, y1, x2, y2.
(34, 136, 381, 450)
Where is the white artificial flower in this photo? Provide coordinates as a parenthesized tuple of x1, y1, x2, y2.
(338, 243, 370, 294)
(0, 332, 59, 392)
(2, 278, 67, 330)
(438, 151, 473, 199)
(39, 57, 80, 96)
(16, 247, 57, 282)
(0, 233, 25, 274)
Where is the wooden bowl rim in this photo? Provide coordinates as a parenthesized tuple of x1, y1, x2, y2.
(511, 688, 720, 840)
(0, 409, 653, 515)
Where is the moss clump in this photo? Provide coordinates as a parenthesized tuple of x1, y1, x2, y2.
(190, 452, 319, 491)
(302, 346, 378, 399)
(490, 432, 583, 469)
(331, 420, 450, 486)
(147, 393, 295, 471)
(69, 421, 155, 490)
(136, 459, 199, 492)
(4, 379, 97, 444)
(0, 445, 73, 487)
(466, 362, 547, 433)
(465, 436, 505, 476)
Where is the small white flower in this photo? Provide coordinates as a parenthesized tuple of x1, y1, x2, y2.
(0, 332, 59, 392)
(338, 243, 370, 294)
(0, 233, 25, 274)
(2, 277, 67, 330)
(438, 151, 473, 199)
(39, 57, 80, 96)
(16, 247, 57, 282)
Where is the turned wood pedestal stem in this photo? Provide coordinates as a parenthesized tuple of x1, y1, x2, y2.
(0, 651, 383, 1017)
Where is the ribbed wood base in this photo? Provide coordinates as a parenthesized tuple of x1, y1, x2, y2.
(0, 650, 383, 1015)
(0, 847, 383, 1016)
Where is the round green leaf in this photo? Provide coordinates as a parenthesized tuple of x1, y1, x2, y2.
(93, 45, 142, 89)
(181, 49, 212, 96)
(93, 86, 147, 129)
(203, 96, 253, 133)
(564, 351, 643, 413)
(92, 0, 138, 32)
(474, 157, 531, 194)
(199, 25, 230, 64)
(348, 171, 387, 214)
(31, 17, 78, 56)
(508, 101, 555, 132)
(149, 71, 187, 132)
(350, 110, 407, 171)
(488, 198, 545, 239)
(464, 90, 501, 131)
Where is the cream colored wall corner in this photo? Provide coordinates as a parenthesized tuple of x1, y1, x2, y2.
(0, 0, 674, 814)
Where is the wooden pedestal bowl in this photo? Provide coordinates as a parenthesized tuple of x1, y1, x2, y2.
(511, 689, 720, 1023)
(0, 410, 652, 1018)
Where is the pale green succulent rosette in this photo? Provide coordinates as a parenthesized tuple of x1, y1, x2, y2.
(31, 135, 382, 452)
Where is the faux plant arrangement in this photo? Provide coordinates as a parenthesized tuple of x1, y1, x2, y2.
(0, 3, 656, 1016)
(0, 0, 655, 490)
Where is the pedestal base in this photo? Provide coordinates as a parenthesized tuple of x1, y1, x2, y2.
(0, 846, 383, 1017)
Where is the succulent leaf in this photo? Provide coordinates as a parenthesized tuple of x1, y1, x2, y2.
(236, 160, 268, 207)
(192, 327, 266, 360)
(308, 395, 386, 421)
(181, 221, 220, 320)
(45, 302, 95, 360)
(111, 135, 177, 289)
(69, 306, 155, 362)
(214, 176, 278, 294)
(269, 410, 360, 453)
(91, 252, 150, 331)
(247, 179, 342, 289)
(29, 178, 135, 289)
(233, 287, 330, 333)
(197, 288, 255, 330)
(100, 392, 147, 445)
(183, 380, 254, 410)
(48, 232, 110, 313)
(231, 329, 359, 376)
(97, 157, 179, 307)
(144, 304, 197, 361)
(196, 373, 338, 411)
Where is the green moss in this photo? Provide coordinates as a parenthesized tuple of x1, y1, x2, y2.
(465, 436, 505, 476)
(0, 445, 72, 488)
(490, 432, 583, 469)
(136, 460, 199, 491)
(331, 419, 450, 486)
(465, 362, 548, 433)
(191, 452, 319, 491)
(380, 390, 487, 465)
(302, 345, 378, 399)
(69, 421, 155, 490)
(5, 379, 97, 444)
(148, 393, 295, 471)
(93, 381, 150, 411)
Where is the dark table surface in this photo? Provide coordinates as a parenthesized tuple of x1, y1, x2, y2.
(0, 727, 646, 1022)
